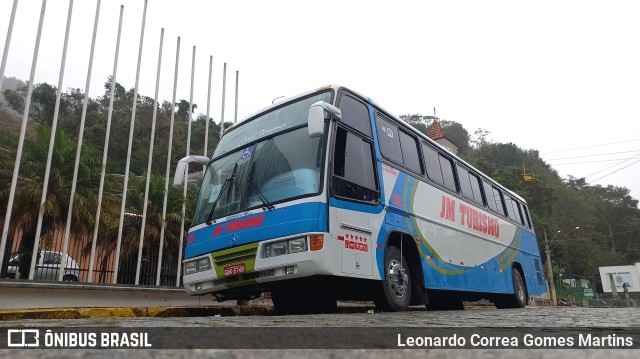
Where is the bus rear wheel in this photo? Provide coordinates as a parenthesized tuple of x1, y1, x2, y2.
(495, 268, 527, 309)
(374, 246, 411, 312)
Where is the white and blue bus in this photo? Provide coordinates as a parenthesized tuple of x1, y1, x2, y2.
(174, 85, 547, 313)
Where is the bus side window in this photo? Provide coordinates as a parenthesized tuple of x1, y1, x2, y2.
(493, 187, 507, 216)
(457, 165, 474, 200)
(513, 200, 526, 226)
(468, 172, 484, 205)
(332, 126, 379, 202)
(423, 143, 444, 186)
(521, 204, 533, 229)
(338, 93, 372, 137)
(375, 112, 403, 165)
(483, 180, 498, 212)
(504, 195, 523, 224)
(398, 130, 422, 174)
(439, 154, 458, 193)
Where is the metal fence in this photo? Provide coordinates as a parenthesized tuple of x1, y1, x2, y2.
(0, 0, 237, 287)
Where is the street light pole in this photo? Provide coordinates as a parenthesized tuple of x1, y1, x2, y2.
(544, 226, 581, 307)
(544, 229, 559, 306)
(550, 226, 580, 251)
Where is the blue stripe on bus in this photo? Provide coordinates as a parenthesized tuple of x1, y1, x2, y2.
(185, 202, 328, 259)
(376, 169, 546, 295)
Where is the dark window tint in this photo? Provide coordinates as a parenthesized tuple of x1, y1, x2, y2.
(339, 94, 372, 137)
(457, 165, 473, 200)
(483, 181, 498, 212)
(493, 187, 506, 216)
(469, 172, 484, 204)
(522, 204, 532, 229)
(512, 200, 525, 225)
(42, 252, 61, 264)
(375, 113, 403, 164)
(423, 143, 444, 185)
(505, 196, 521, 223)
(399, 130, 422, 174)
(439, 154, 457, 193)
(333, 127, 379, 202)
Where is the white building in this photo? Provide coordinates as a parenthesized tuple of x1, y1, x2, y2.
(426, 120, 459, 154)
(599, 263, 640, 293)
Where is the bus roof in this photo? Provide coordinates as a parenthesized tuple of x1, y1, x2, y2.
(225, 84, 527, 204)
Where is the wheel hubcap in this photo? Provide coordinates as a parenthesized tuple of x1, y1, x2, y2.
(388, 259, 408, 299)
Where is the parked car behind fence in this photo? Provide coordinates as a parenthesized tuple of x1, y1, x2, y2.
(5, 250, 80, 281)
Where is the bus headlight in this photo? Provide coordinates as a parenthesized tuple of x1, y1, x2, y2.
(185, 257, 212, 275)
(264, 237, 308, 258)
(288, 238, 307, 253)
(198, 258, 212, 272)
(185, 261, 197, 275)
(265, 241, 288, 258)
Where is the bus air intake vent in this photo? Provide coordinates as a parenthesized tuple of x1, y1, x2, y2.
(212, 247, 257, 267)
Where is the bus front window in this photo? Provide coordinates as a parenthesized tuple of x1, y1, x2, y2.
(193, 126, 325, 225)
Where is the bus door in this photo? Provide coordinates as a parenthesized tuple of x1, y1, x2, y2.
(329, 93, 380, 277)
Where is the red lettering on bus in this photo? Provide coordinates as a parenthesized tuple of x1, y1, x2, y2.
(440, 196, 456, 222)
(458, 202, 499, 239)
(222, 214, 266, 235)
(211, 225, 223, 237)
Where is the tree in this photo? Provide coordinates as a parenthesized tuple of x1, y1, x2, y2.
(439, 120, 470, 153)
(0, 125, 119, 278)
(3, 83, 68, 127)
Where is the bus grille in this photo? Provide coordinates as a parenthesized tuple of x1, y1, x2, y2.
(212, 246, 257, 267)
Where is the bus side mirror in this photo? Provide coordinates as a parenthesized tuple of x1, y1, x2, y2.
(308, 101, 341, 138)
(173, 155, 211, 187)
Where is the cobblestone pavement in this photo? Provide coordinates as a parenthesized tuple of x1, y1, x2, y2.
(2, 307, 639, 358)
(1, 306, 639, 328)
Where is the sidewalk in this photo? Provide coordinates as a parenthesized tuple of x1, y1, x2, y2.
(0, 303, 274, 321)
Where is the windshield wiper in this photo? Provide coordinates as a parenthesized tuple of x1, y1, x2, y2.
(247, 161, 275, 211)
(206, 163, 238, 225)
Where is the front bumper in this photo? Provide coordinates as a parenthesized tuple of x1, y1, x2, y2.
(183, 233, 335, 296)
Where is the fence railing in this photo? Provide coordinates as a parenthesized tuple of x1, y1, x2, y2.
(0, 0, 237, 288)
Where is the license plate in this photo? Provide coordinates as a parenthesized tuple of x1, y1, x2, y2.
(223, 263, 245, 277)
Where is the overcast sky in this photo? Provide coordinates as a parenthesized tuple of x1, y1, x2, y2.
(1, 0, 639, 202)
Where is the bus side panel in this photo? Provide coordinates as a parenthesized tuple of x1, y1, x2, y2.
(518, 230, 547, 296)
(365, 98, 545, 297)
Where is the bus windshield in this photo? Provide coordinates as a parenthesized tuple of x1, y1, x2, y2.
(192, 96, 330, 225)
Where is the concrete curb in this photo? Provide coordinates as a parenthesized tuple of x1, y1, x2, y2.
(0, 306, 275, 321)
(0, 303, 505, 320)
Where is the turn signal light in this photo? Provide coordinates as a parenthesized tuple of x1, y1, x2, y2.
(310, 235, 324, 251)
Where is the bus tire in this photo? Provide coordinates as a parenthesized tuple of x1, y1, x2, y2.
(495, 268, 527, 309)
(374, 246, 411, 312)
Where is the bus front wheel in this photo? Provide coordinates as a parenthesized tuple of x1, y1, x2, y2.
(374, 246, 412, 312)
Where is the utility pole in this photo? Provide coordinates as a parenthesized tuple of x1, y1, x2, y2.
(544, 229, 558, 306)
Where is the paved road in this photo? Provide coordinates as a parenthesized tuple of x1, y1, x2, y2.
(1, 306, 639, 327)
(2, 307, 639, 358)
